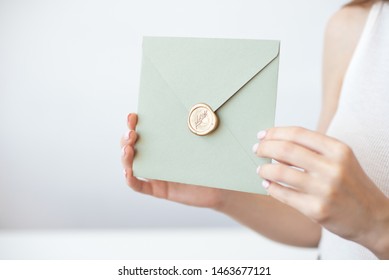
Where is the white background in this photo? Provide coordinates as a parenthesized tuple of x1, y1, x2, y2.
(0, 0, 347, 229)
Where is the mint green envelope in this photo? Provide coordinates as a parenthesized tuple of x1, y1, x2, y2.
(133, 37, 280, 194)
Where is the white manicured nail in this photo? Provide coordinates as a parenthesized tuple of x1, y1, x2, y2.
(262, 180, 270, 189)
(252, 143, 259, 153)
(257, 130, 267, 140)
(256, 166, 261, 174)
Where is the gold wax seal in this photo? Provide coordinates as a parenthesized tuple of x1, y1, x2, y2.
(188, 103, 219, 136)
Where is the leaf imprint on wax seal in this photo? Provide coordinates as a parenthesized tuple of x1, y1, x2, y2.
(188, 103, 219, 136)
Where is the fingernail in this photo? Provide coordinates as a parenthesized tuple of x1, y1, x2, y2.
(121, 146, 126, 156)
(257, 130, 267, 140)
(262, 180, 270, 189)
(123, 169, 127, 177)
(256, 166, 261, 174)
(252, 143, 259, 153)
(123, 130, 132, 140)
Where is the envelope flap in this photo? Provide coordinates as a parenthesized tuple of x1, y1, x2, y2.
(143, 37, 280, 111)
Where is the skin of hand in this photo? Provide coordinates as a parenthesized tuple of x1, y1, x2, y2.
(121, 113, 321, 247)
(254, 126, 389, 259)
(121, 113, 229, 209)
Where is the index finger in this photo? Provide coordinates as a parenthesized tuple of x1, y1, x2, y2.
(262, 126, 342, 156)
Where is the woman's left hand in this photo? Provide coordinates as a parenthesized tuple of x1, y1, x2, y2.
(253, 126, 389, 259)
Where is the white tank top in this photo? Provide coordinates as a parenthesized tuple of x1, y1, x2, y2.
(319, 1, 389, 259)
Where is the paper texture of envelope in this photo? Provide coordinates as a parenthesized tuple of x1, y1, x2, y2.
(133, 37, 280, 194)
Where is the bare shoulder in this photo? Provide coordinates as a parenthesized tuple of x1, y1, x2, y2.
(325, 4, 372, 52)
(318, 3, 373, 133)
(323, 3, 372, 74)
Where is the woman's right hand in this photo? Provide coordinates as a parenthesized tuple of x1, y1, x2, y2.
(120, 113, 230, 209)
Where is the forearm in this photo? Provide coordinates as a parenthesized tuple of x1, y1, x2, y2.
(372, 225, 389, 260)
(360, 196, 389, 260)
(215, 191, 321, 248)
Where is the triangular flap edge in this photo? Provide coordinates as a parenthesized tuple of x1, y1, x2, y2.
(216, 42, 280, 111)
(141, 37, 280, 112)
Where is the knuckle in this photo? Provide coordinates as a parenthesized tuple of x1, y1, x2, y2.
(258, 164, 269, 177)
(261, 164, 277, 180)
(311, 201, 330, 223)
(310, 184, 340, 222)
(129, 185, 141, 193)
(328, 163, 346, 186)
(270, 187, 291, 205)
(290, 126, 305, 138)
(127, 146, 135, 158)
(265, 128, 274, 138)
(271, 165, 288, 182)
(278, 141, 295, 156)
(129, 132, 138, 145)
(123, 146, 135, 161)
(127, 179, 141, 193)
(321, 185, 340, 207)
(257, 141, 268, 156)
(334, 142, 353, 161)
